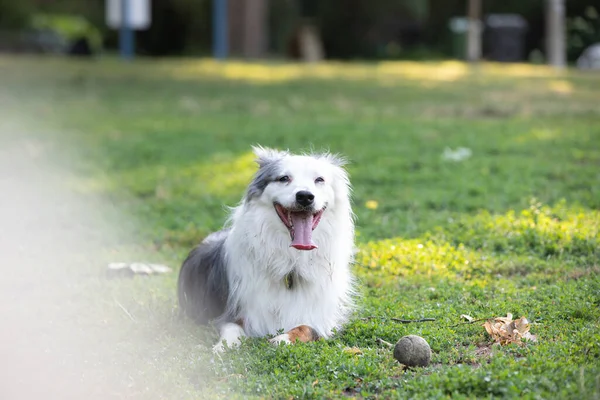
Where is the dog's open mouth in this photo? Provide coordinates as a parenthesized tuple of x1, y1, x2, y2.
(274, 203, 325, 250)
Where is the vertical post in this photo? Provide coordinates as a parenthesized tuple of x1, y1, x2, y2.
(119, 0, 135, 60)
(546, 0, 566, 68)
(467, 0, 482, 62)
(213, 0, 228, 59)
(243, 0, 266, 58)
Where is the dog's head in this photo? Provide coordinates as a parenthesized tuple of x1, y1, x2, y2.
(245, 146, 351, 251)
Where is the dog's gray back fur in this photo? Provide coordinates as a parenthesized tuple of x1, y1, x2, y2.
(178, 229, 230, 324)
(177, 154, 283, 325)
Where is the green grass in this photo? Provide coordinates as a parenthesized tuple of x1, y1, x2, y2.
(1, 56, 599, 399)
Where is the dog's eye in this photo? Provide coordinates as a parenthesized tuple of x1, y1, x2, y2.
(315, 177, 325, 183)
(277, 175, 290, 183)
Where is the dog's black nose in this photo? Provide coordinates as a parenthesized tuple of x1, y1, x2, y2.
(296, 190, 315, 207)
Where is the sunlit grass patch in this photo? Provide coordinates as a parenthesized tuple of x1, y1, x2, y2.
(513, 128, 561, 144)
(73, 150, 256, 201)
(164, 59, 472, 84)
(68, 151, 258, 247)
(99, 58, 569, 87)
(160, 59, 567, 86)
(356, 238, 477, 281)
(178, 150, 257, 198)
(437, 200, 599, 262)
(548, 79, 574, 94)
(356, 200, 599, 287)
(354, 235, 550, 288)
(376, 61, 468, 82)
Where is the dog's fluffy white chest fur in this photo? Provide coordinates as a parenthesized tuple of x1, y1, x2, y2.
(224, 205, 354, 338)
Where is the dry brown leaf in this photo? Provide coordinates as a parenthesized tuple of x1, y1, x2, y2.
(514, 317, 530, 334)
(483, 314, 537, 346)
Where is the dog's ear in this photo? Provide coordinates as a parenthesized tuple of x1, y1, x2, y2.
(252, 146, 288, 168)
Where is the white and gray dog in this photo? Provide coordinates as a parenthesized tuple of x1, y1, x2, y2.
(178, 146, 355, 352)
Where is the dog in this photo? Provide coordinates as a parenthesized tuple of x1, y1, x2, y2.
(177, 146, 355, 352)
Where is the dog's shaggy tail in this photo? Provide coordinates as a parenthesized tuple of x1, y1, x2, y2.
(177, 229, 230, 324)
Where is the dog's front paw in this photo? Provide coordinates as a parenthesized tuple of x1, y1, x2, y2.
(212, 338, 240, 353)
(269, 333, 291, 346)
(212, 341, 227, 353)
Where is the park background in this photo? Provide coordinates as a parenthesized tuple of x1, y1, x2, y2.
(0, 1, 599, 399)
(0, 0, 599, 64)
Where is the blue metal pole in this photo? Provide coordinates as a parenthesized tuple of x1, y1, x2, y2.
(120, 0, 135, 60)
(213, 0, 228, 59)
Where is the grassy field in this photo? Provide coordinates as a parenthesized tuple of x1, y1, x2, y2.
(1, 56, 599, 399)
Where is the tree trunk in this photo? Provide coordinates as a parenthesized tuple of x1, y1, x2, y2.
(243, 0, 267, 58)
(466, 0, 482, 63)
(227, 0, 268, 58)
(546, 0, 566, 68)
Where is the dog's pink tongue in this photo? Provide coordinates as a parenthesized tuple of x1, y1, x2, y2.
(290, 212, 317, 250)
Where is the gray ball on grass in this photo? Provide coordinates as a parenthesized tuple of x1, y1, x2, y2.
(393, 335, 431, 367)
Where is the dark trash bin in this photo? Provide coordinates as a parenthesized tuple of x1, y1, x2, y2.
(483, 14, 528, 62)
(449, 17, 469, 60)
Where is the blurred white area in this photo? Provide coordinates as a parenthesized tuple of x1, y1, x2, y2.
(0, 123, 131, 399)
(442, 147, 473, 162)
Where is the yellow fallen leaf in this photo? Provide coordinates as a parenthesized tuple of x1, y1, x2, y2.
(343, 346, 363, 356)
(365, 200, 379, 210)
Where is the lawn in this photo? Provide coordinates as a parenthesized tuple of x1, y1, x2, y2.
(1, 56, 599, 399)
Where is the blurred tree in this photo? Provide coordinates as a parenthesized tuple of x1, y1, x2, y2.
(30, 0, 105, 27)
(136, 1, 189, 55)
(269, 0, 299, 54)
(546, 0, 566, 67)
(316, 0, 430, 59)
(0, 0, 34, 29)
(170, 0, 211, 54)
(467, 0, 482, 62)
(2, 0, 597, 60)
(567, 5, 600, 61)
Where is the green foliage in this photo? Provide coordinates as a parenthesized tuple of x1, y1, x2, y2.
(30, 13, 103, 50)
(0, 0, 33, 29)
(567, 6, 600, 60)
(1, 58, 599, 399)
(316, 0, 432, 59)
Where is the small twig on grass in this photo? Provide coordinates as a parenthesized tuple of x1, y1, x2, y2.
(114, 299, 136, 322)
(359, 316, 436, 323)
(362, 315, 492, 329)
(445, 318, 488, 328)
(391, 318, 436, 324)
(377, 338, 394, 348)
